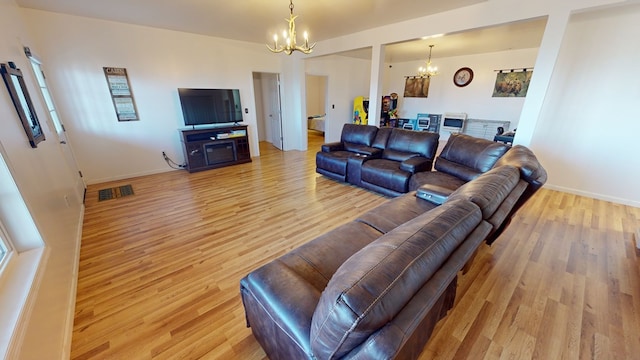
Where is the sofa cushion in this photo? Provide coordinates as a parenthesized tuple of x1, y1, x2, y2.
(341, 123, 379, 147)
(400, 156, 433, 174)
(347, 220, 493, 359)
(240, 220, 384, 358)
(315, 150, 352, 177)
(356, 190, 438, 234)
(361, 159, 412, 193)
(485, 180, 528, 232)
(493, 145, 547, 190)
(435, 134, 509, 181)
(446, 165, 520, 219)
(372, 127, 393, 149)
(320, 141, 344, 153)
(310, 199, 482, 359)
(382, 148, 419, 162)
(384, 128, 439, 159)
(341, 143, 380, 156)
(408, 171, 468, 192)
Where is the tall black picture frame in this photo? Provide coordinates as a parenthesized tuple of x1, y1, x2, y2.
(1, 62, 45, 148)
(103, 67, 139, 121)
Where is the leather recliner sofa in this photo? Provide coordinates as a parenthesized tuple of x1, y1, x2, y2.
(410, 133, 547, 244)
(241, 136, 547, 359)
(409, 133, 511, 192)
(316, 124, 439, 196)
(315, 123, 381, 183)
(359, 128, 439, 197)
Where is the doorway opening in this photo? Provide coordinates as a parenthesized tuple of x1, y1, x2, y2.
(305, 74, 328, 148)
(252, 72, 283, 152)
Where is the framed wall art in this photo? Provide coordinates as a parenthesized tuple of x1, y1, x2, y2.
(492, 69, 533, 97)
(403, 76, 430, 98)
(103, 67, 139, 121)
(1, 62, 45, 148)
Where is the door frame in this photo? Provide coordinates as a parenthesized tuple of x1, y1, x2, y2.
(252, 72, 283, 150)
(25, 49, 86, 203)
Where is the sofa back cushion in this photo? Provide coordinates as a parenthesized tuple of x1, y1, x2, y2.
(493, 145, 547, 190)
(446, 165, 520, 219)
(341, 124, 379, 151)
(435, 133, 509, 181)
(372, 127, 393, 149)
(382, 128, 439, 161)
(310, 199, 482, 359)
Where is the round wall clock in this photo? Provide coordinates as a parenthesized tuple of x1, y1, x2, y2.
(453, 67, 474, 87)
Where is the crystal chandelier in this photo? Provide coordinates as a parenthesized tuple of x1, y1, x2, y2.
(267, 0, 316, 55)
(417, 45, 439, 77)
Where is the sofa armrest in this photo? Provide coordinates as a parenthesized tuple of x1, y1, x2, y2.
(400, 156, 433, 174)
(321, 142, 344, 152)
(415, 184, 454, 205)
(434, 157, 480, 182)
(343, 143, 382, 157)
(347, 156, 366, 186)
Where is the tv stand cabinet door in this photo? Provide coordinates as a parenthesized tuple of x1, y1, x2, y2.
(236, 137, 250, 161)
(184, 142, 206, 171)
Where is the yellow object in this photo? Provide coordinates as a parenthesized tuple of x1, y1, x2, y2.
(353, 96, 368, 125)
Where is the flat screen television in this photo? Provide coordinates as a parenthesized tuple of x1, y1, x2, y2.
(178, 88, 243, 126)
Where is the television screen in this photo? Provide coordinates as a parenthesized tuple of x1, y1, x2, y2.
(443, 117, 464, 129)
(178, 88, 243, 126)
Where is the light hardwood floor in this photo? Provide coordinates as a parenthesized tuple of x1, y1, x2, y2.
(72, 132, 640, 359)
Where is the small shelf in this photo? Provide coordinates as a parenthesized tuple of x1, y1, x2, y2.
(180, 125, 250, 172)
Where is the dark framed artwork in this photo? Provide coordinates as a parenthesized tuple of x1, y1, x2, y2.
(103, 67, 139, 121)
(1, 62, 45, 148)
(492, 69, 533, 97)
(403, 76, 430, 98)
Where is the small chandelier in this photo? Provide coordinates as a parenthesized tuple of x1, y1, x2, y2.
(267, 0, 316, 55)
(417, 45, 439, 77)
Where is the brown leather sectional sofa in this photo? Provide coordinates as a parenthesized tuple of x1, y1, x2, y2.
(240, 127, 547, 359)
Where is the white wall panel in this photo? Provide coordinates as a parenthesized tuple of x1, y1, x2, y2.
(532, 4, 640, 206)
(22, 10, 283, 183)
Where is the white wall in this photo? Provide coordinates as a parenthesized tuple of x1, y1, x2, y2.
(385, 48, 539, 129)
(532, 4, 640, 206)
(305, 74, 326, 116)
(0, 0, 84, 358)
(305, 56, 372, 142)
(21, 9, 285, 184)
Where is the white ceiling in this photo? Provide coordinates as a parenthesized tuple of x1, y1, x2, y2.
(338, 18, 547, 63)
(14, 0, 546, 63)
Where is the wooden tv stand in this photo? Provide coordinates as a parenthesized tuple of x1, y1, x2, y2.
(180, 125, 251, 173)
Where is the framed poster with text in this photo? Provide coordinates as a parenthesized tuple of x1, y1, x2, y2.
(103, 67, 139, 121)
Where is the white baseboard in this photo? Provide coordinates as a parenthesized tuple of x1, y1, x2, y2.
(86, 167, 179, 185)
(61, 205, 85, 359)
(543, 184, 640, 208)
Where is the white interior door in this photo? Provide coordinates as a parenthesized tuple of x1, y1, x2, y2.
(27, 52, 86, 202)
